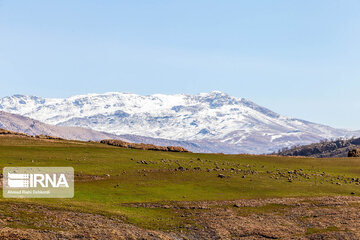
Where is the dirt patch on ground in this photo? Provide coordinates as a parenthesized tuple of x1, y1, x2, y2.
(0, 202, 177, 240)
(2, 196, 360, 239)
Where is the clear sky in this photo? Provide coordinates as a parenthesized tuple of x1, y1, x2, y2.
(1, 0, 360, 129)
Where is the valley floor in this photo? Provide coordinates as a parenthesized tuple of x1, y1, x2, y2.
(1, 135, 360, 239)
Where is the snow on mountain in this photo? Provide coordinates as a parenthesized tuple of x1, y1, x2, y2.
(1, 91, 359, 154)
(0, 111, 205, 152)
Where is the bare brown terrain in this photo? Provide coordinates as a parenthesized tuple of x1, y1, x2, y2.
(1, 196, 360, 240)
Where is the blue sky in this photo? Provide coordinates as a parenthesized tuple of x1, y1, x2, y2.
(1, 0, 360, 129)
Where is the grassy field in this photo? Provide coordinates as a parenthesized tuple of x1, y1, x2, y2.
(1, 135, 360, 232)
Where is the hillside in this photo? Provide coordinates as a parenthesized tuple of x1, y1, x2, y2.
(1, 133, 360, 238)
(0, 111, 204, 152)
(1, 92, 359, 154)
(0, 110, 122, 141)
(277, 137, 360, 158)
(0, 128, 190, 152)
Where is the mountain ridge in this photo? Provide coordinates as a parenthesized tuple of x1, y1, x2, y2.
(1, 91, 359, 154)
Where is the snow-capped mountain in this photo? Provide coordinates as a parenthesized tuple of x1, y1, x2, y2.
(0, 91, 359, 154)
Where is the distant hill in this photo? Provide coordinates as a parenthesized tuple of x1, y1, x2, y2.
(276, 137, 360, 158)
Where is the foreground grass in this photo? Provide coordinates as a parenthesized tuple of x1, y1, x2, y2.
(1, 135, 360, 231)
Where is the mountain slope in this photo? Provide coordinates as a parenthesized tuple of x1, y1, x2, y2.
(0, 111, 205, 152)
(1, 92, 359, 154)
(0, 111, 118, 140)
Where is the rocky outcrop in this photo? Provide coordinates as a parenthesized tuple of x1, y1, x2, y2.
(348, 149, 360, 157)
(35, 135, 64, 140)
(0, 128, 63, 140)
(99, 139, 190, 152)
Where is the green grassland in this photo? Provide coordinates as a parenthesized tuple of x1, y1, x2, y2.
(1, 135, 360, 231)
